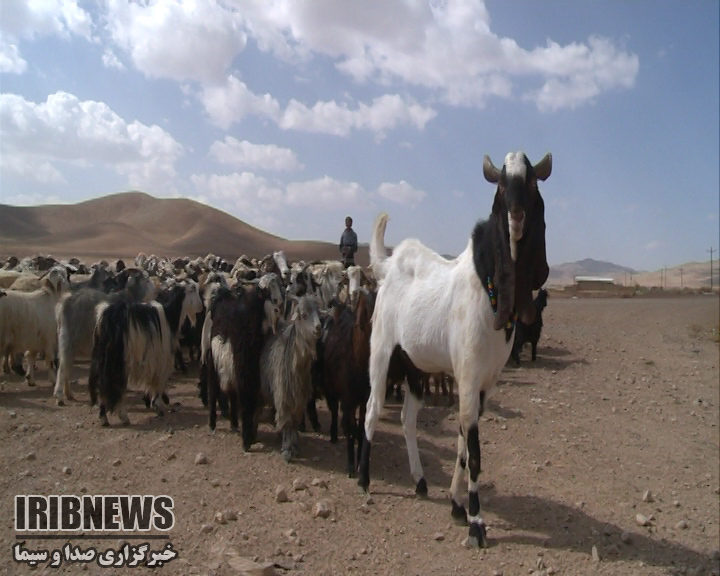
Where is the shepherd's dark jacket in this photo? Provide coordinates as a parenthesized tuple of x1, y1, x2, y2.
(339, 228, 358, 265)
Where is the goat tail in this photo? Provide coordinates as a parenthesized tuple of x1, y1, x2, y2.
(370, 212, 390, 280)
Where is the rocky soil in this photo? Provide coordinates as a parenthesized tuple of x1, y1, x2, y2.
(1, 295, 719, 576)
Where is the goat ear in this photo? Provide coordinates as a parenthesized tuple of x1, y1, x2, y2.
(483, 155, 501, 184)
(533, 153, 552, 182)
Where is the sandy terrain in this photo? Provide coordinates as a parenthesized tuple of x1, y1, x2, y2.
(1, 295, 719, 576)
(0, 192, 371, 266)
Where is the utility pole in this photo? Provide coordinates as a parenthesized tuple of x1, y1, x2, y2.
(709, 248, 716, 292)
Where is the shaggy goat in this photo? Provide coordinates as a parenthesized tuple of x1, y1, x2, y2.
(0, 266, 69, 386)
(53, 268, 156, 405)
(510, 288, 548, 365)
(204, 274, 284, 450)
(357, 151, 552, 548)
(88, 281, 200, 425)
(260, 294, 322, 462)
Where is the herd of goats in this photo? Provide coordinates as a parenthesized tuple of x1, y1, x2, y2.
(0, 151, 553, 547)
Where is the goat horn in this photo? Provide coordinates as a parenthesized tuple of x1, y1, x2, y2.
(483, 155, 501, 184)
(533, 152, 552, 182)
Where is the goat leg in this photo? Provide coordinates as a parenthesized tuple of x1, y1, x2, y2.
(327, 395, 339, 444)
(306, 398, 321, 433)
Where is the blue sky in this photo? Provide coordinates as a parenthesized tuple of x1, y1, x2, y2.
(0, 0, 717, 272)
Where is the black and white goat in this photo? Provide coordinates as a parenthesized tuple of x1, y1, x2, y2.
(87, 280, 202, 425)
(511, 288, 548, 365)
(357, 151, 552, 548)
(53, 268, 156, 405)
(204, 274, 284, 450)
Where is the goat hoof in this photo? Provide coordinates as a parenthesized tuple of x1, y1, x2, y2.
(451, 501, 468, 525)
(312, 425, 321, 433)
(330, 436, 338, 444)
(415, 478, 428, 498)
(357, 477, 370, 494)
(100, 420, 109, 428)
(467, 522, 488, 548)
(27, 381, 36, 387)
(56, 399, 65, 407)
(121, 420, 131, 427)
(281, 450, 292, 462)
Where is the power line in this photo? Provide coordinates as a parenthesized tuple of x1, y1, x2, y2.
(708, 248, 716, 292)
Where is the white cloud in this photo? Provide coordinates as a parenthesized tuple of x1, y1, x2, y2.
(100, 0, 636, 119)
(209, 137, 303, 172)
(0, 0, 92, 71)
(105, 0, 246, 84)
(280, 94, 436, 137)
(525, 37, 639, 112)
(201, 75, 281, 130)
(644, 241, 661, 251)
(218, 0, 638, 111)
(0, 40, 27, 73)
(200, 75, 435, 137)
(286, 176, 369, 210)
(376, 181, 427, 206)
(101, 48, 124, 70)
(190, 171, 284, 231)
(0, 0, 92, 40)
(0, 91, 184, 192)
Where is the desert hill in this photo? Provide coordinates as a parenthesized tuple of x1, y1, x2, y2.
(547, 257, 718, 290)
(0, 191, 370, 266)
(0, 192, 717, 289)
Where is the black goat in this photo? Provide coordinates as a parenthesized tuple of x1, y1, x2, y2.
(203, 276, 283, 450)
(511, 288, 548, 365)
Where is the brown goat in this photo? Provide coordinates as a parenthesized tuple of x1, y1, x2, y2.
(321, 289, 376, 476)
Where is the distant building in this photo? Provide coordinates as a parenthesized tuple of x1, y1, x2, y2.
(574, 276, 616, 291)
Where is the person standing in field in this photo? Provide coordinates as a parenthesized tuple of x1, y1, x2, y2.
(339, 216, 358, 269)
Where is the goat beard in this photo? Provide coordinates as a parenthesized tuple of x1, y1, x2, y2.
(514, 198, 549, 326)
(492, 216, 515, 332)
(492, 199, 549, 330)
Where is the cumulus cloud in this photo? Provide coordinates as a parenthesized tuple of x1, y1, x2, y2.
(200, 75, 435, 136)
(280, 94, 436, 137)
(101, 48, 124, 70)
(0, 91, 184, 192)
(376, 181, 427, 206)
(216, 0, 639, 111)
(190, 171, 284, 231)
(0, 0, 92, 72)
(201, 75, 281, 130)
(0, 0, 92, 40)
(0, 40, 27, 73)
(209, 137, 303, 172)
(105, 0, 246, 84)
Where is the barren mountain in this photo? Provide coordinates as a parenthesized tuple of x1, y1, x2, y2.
(0, 192, 716, 288)
(0, 192, 370, 266)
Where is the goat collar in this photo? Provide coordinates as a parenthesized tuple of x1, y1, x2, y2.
(487, 276, 517, 342)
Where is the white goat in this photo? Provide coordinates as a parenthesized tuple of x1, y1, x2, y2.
(357, 151, 552, 548)
(0, 266, 69, 385)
